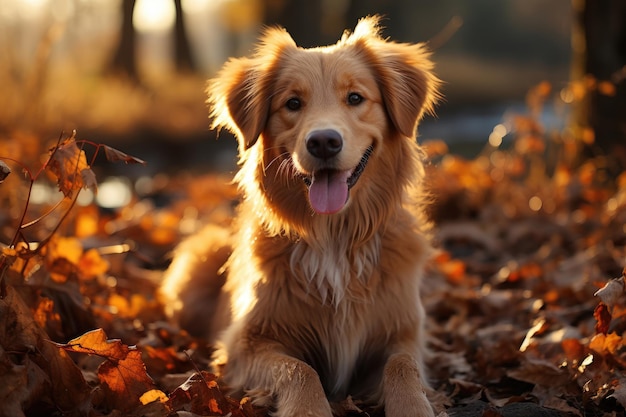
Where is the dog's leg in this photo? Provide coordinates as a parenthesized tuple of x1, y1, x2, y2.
(382, 352, 434, 417)
(224, 348, 333, 417)
(271, 356, 333, 417)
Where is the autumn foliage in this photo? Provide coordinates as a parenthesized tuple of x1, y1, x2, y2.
(1, 82, 626, 417)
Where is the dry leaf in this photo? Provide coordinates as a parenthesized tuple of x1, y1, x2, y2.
(594, 277, 625, 307)
(57, 328, 154, 412)
(0, 285, 91, 416)
(46, 137, 97, 198)
(168, 371, 250, 416)
(507, 357, 570, 387)
(78, 248, 110, 280)
(139, 389, 168, 405)
(104, 145, 146, 165)
(593, 302, 611, 335)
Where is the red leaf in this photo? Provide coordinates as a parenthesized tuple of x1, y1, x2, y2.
(594, 302, 611, 335)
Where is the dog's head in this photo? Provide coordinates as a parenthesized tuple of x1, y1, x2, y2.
(208, 16, 439, 218)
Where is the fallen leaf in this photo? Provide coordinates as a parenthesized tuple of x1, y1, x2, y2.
(507, 357, 570, 387)
(56, 328, 154, 412)
(168, 371, 251, 416)
(593, 303, 611, 335)
(595, 277, 625, 307)
(0, 285, 91, 416)
(139, 389, 168, 405)
(589, 332, 622, 355)
(608, 377, 626, 409)
(78, 248, 110, 280)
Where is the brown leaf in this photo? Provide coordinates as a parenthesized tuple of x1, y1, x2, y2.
(104, 145, 146, 165)
(507, 357, 570, 387)
(46, 136, 97, 198)
(57, 328, 154, 412)
(608, 377, 626, 409)
(169, 371, 251, 416)
(594, 277, 625, 308)
(0, 285, 91, 416)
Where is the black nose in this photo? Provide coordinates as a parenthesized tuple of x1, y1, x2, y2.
(306, 129, 343, 159)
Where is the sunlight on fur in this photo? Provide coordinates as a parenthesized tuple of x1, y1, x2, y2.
(161, 15, 441, 417)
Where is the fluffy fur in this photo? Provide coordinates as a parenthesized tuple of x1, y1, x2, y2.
(161, 16, 440, 417)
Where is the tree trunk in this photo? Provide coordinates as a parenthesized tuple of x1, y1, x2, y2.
(109, 0, 138, 81)
(173, 0, 196, 73)
(571, 0, 626, 172)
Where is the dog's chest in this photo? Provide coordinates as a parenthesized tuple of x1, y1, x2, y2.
(289, 235, 381, 306)
(284, 237, 398, 396)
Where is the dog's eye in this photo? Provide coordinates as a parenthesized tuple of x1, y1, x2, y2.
(285, 97, 302, 111)
(347, 92, 363, 106)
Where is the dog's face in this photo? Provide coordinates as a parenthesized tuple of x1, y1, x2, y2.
(209, 17, 439, 218)
(266, 48, 387, 214)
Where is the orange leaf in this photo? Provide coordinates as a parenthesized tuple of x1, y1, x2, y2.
(56, 328, 155, 411)
(46, 236, 83, 283)
(589, 332, 623, 355)
(140, 389, 168, 405)
(78, 248, 109, 280)
(47, 236, 83, 265)
(46, 136, 97, 198)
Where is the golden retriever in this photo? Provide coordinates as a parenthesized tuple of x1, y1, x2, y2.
(161, 16, 440, 417)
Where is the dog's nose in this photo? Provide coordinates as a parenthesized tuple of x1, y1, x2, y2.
(306, 129, 343, 159)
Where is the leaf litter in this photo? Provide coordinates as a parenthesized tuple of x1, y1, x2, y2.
(0, 86, 625, 416)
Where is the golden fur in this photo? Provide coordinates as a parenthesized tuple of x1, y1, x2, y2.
(161, 16, 440, 417)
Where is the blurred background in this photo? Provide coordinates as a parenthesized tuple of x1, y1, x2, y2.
(0, 0, 624, 176)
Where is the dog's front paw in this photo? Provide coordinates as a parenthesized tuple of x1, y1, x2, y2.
(275, 396, 333, 417)
(384, 392, 434, 417)
(272, 361, 334, 417)
(383, 353, 435, 417)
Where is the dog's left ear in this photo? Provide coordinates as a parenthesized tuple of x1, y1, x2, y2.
(207, 27, 296, 150)
(354, 34, 440, 138)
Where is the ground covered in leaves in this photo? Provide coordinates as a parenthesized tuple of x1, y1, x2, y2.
(1, 92, 626, 416)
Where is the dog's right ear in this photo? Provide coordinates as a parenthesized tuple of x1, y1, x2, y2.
(207, 27, 296, 150)
(207, 57, 268, 150)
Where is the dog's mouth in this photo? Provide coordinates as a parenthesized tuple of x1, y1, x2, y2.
(302, 145, 374, 215)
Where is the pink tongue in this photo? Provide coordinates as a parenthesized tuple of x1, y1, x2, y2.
(308, 169, 350, 214)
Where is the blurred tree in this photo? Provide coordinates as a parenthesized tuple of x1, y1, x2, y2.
(108, 0, 196, 80)
(571, 0, 626, 171)
(174, 0, 196, 72)
(109, 0, 138, 81)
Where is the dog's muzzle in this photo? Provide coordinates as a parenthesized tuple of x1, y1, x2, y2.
(302, 141, 374, 215)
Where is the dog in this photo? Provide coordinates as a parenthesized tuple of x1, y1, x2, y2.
(161, 16, 440, 417)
